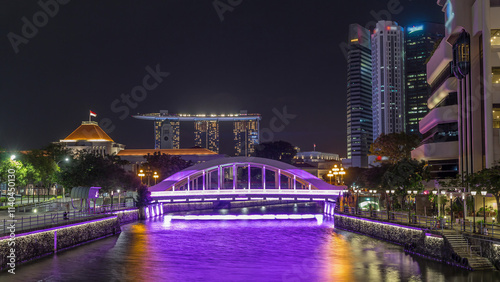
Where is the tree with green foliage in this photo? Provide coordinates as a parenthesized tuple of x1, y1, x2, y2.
(59, 151, 140, 194)
(24, 149, 60, 196)
(255, 141, 297, 164)
(467, 166, 500, 219)
(143, 152, 192, 183)
(383, 158, 429, 209)
(135, 184, 152, 208)
(369, 133, 421, 164)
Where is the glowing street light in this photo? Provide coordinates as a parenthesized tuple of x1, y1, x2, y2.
(327, 171, 334, 184)
(481, 189, 487, 224)
(10, 155, 16, 161)
(471, 190, 477, 233)
(339, 167, 346, 184)
(138, 169, 145, 183)
(153, 171, 159, 184)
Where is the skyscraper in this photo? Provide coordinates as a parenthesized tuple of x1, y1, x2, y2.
(372, 21, 405, 141)
(346, 24, 373, 168)
(405, 23, 445, 137)
(133, 111, 261, 155)
(195, 120, 219, 153)
(234, 120, 260, 156)
(155, 120, 180, 149)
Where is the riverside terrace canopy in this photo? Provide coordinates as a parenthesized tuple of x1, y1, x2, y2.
(70, 187, 101, 199)
(149, 157, 342, 193)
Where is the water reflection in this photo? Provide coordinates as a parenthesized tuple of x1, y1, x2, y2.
(0, 203, 498, 281)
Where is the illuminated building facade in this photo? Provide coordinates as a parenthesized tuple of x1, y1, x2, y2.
(57, 121, 125, 156)
(405, 23, 445, 137)
(372, 21, 406, 140)
(233, 120, 260, 156)
(195, 120, 220, 153)
(346, 23, 373, 168)
(154, 120, 180, 149)
(133, 111, 261, 156)
(412, 0, 500, 179)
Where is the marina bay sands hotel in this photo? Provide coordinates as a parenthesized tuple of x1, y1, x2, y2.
(133, 110, 261, 156)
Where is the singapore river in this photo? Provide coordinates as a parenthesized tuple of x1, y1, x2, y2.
(1, 203, 498, 281)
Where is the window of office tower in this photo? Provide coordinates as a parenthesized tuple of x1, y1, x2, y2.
(491, 29, 500, 46)
(493, 67, 500, 84)
(493, 106, 500, 128)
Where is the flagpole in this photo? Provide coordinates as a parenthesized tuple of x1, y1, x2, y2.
(89, 111, 91, 122)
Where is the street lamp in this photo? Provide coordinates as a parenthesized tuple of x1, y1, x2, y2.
(441, 190, 446, 218)
(327, 171, 333, 184)
(471, 190, 477, 233)
(481, 189, 487, 225)
(339, 168, 346, 184)
(10, 155, 16, 161)
(117, 189, 121, 207)
(353, 187, 359, 214)
(413, 190, 418, 219)
(138, 169, 145, 184)
(153, 172, 159, 184)
(332, 165, 340, 185)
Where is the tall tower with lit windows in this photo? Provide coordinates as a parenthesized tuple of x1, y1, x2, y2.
(346, 23, 373, 168)
(372, 21, 405, 141)
(405, 23, 445, 137)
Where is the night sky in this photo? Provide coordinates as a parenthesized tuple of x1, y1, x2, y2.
(1, 0, 443, 156)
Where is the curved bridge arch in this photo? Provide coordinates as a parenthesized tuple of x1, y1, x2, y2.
(149, 157, 343, 202)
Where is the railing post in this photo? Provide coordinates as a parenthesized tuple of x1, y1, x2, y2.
(202, 170, 206, 191)
(233, 164, 237, 191)
(248, 163, 251, 190)
(262, 165, 266, 190)
(278, 169, 281, 190)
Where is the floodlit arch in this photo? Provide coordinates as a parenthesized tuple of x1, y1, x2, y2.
(149, 157, 341, 192)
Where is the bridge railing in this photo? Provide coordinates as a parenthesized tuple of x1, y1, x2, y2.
(152, 189, 342, 196)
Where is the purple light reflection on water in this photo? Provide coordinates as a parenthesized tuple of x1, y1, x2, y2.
(0, 204, 497, 281)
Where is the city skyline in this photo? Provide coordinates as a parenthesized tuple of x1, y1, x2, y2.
(1, 0, 443, 156)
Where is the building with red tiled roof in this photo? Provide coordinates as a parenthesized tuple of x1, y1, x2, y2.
(57, 121, 125, 155)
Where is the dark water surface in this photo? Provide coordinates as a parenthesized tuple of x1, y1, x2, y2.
(1, 203, 498, 281)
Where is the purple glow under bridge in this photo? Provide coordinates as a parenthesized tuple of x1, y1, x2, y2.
(149, 157, 344, 203)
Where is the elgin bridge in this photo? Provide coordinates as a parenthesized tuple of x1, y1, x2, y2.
(148, 157, 343, 210)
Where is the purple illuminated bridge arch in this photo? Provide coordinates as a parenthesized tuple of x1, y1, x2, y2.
(149, 157, 344, 202)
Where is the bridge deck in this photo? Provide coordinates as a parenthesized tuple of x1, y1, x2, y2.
(152, 189, 340, 203)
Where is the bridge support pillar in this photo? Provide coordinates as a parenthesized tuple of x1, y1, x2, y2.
(324, 201, 336, 216)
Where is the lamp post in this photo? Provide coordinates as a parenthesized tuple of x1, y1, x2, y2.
(153, 172, 159, 185)
(138, 170, 145, 184)
(56, 157, 69, 201)
(332, 165, 340, 185)
(471, 190, 477, 233)
(327, 171, 333, 184)
(432, 190, 438, 216)
(354, 187, 359, 214)
(441, 190, 446, 218)
(117, 189, 121, 207)
(481, 189, 487, 224)
(386, 189, 390, 220)
(413, 190, 418, 218)
(339, 168, 346, 185)
(407, 190, 412, 223)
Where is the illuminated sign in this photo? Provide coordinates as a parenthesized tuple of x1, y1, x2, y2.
(408, 25, 424, 34)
